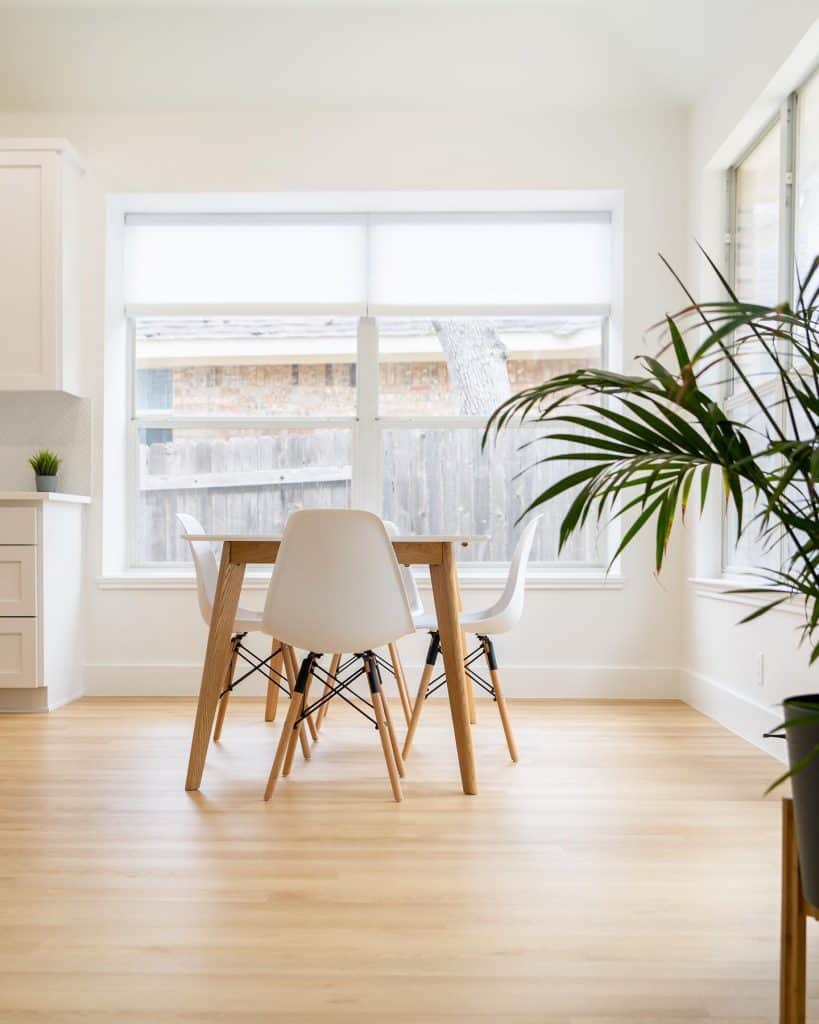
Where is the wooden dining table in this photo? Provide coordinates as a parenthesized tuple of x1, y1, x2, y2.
(182, 532, 483, 795)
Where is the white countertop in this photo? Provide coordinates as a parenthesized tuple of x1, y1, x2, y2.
(0, 492, 91, 504)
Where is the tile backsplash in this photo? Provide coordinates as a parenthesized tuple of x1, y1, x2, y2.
(0, 393, 91, 495)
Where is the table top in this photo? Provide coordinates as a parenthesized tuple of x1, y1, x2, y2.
(182, 533, 486, 545)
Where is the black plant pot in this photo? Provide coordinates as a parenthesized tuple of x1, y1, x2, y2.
(784, 695, 819, 906)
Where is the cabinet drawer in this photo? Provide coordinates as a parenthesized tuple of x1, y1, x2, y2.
(0, 619, 37, 688)
(0, 547, 36, 616)
(0, 507, 37, 545)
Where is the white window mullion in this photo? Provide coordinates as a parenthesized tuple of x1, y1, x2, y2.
(779, 92, 797, 314)
(353, 316, 381, 512)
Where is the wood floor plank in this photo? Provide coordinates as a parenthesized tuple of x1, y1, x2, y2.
(0, 698, 806, 1021)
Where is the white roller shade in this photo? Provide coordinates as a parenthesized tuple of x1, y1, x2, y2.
(123, 210, 613, 311)
(124, 215, 368, 307)
(368, 213, 612, 308)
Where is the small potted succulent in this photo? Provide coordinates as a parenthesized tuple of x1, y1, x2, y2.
(28, 449, 62, 493)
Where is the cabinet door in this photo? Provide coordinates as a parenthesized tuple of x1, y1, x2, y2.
(0, 547, 36, 617)
(0, 506, 37, 545)
(0, 153, 57, 390)
(0, 619, 37, 687)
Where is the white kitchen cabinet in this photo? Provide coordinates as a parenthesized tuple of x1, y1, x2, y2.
(0, 493, 89, 710)
(0, 139, 82, 395)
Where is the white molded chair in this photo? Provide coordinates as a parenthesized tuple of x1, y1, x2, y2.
(403, 514, 544, 763)
(262, 509, 415, 802)
(176, 513, 295, 743)
(313, 521, 416, 732)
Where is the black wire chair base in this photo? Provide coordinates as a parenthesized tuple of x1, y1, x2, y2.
(293, 653, 389, 729)
(423, 634, 497, 702)
(218, 634, 291, 700)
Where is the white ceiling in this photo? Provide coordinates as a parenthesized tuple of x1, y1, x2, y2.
(0, 1, 815, 112)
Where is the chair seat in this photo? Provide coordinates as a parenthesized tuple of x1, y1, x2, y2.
(413, 607, 507, 636)
(233, 607, 264, 633)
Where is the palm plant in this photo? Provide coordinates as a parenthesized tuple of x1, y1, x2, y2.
(484, 250, 819, 783)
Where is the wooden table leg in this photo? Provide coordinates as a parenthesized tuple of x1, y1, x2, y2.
(781, 797, 808, 1024)
(185, 545, 246, 791)
(430, 543, 477, 795)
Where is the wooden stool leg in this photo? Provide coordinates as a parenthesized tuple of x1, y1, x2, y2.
(781, 797, 808, 1024)
(388, 643, 412, 725)
(213, 637, 240, 742)
(265, 640, 283, 722)
(482, 636, 518, 763)
(317, 653, 341, 731)
(264, 655, 315, 800)
(402, 632, 440, 759)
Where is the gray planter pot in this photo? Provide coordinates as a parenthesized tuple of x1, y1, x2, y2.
(35, 475, 58, 493)
(784, 695, 819, 906)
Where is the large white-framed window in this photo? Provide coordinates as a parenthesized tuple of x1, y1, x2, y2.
(722, 68, 819, 576)
(117, 199, 619, 573)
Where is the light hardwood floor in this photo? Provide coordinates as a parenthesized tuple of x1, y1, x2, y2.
(0, 697, 806, 1022)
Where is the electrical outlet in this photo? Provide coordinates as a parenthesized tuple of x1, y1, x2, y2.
(755, 652, 765, 688)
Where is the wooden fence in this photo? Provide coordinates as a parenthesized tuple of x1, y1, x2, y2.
(138, 427, 600, 565)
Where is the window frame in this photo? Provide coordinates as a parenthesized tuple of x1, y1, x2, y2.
(113, 194, 622, 576)
(720, 77, 819, 577)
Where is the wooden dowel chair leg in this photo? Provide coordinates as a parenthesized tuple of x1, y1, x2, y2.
(264, 655, 316, 801)
(285, 645, 318, 742)
(284, 664, 314, 777)
(366, 655, 402, 802)
(213, 636, 240, 742)
(317, 653, 341, 731)
(482, 636, 518, 763)
(376, 665, 405, 778)
(781, 797, 808, 1024)
(213, 691, 230, 742)
(402, 632, 440, 760)
(265, 640, 283, 722)
(388, 642, 412, 725)
(456, 586, 475, 726)
(283, 645, 311, 761)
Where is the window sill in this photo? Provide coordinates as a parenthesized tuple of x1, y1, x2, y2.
(97, 568, 623, 592)
(689, 576, 803, 617)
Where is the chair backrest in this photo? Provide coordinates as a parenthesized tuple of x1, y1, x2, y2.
(176, 512, 219, 626)
(383, 520, 425, 617)
(482, 514, 544, 631)
(262, 509, 415, 653)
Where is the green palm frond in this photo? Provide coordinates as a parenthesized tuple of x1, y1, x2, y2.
(483, 251, 819, 669)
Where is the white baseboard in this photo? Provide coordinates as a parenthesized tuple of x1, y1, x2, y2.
(678, 668, 785, 763)
(0, 688, 50, 713)
(83, 663, 679, 700)
(31, 665, 786, 766)
(48, 688, 85, 711)
(0, 686, 85, 713)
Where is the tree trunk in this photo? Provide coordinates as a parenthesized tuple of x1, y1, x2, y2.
(432, 320, 511, 416)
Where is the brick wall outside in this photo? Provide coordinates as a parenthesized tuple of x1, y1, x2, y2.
(170, 357, 593, 416)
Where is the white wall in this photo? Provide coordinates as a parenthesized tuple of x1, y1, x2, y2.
(0, 103, 687, 697)
(683, 10, 819, 755)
